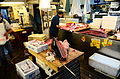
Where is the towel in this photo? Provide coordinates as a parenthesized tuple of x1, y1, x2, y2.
(70, 0, 83, 16)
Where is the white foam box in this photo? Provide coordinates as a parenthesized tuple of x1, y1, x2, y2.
(89, 53, 120, 77)
(102, 16, 120, 30)
(36, 58, 53, 76)
(15, 59, 40, 79)
(89, 18, 102, 28)
(25, 42, 48, 53)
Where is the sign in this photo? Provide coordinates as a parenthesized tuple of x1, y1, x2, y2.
(110, 2, 119, 8)
(81, 36, 86, 42)
(90, 38, 113, 48)
(90, 38, 100, 49)
(102, 39, 112, 47)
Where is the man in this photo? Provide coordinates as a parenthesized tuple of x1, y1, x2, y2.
(50, 11, 64, 38)
(0, 13, 13, 67)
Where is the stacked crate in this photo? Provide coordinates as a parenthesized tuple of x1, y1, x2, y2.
(47, 59, 80, 79)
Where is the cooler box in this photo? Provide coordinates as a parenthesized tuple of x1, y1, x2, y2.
(102, 16, 120, 30)
(89, 53, 120, 77)
(36, 58, 53, 76)
(24, 40, 48, 53)
(15, 59, 40, 79)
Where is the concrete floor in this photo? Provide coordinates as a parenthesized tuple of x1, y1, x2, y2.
(0, 46, 117, 79)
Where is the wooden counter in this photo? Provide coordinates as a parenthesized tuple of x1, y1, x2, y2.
(28, 48, 84, 72)
(12, 28, 24, 32)
(11, 27, 33, 49)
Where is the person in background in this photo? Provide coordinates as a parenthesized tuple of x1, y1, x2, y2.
(29, 13, 38, 34)
(50, 11, 64, 38)
(73, 14, 82, 23)
(0, 13, 13, 67)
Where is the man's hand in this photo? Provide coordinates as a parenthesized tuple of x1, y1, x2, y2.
(4, 32, 8, 39)
(3, 29, 13, 39)
(56, 25, 60, 28)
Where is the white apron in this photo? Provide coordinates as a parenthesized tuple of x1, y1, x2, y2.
(0, 23, 7, 45)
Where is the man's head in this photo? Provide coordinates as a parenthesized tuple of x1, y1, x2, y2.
(57, 11, 64, 18)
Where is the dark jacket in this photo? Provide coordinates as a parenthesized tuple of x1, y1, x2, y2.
(50, 15, 60, 38)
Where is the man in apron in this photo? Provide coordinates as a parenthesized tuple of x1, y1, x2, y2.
(0, 13, 13, 67)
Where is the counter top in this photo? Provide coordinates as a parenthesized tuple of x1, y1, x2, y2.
(11, 24, 32, 32)
(12, 27, 24, 32)
(28, 48, 84, 72)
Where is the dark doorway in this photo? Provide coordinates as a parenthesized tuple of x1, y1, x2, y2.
(33, 4, 43, 34)
(0, 7, 11, 23)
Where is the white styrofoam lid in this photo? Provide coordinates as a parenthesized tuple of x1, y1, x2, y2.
(89, 53, 120, 69)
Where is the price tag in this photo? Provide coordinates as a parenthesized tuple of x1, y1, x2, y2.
(102, 39, 112, 47)
(90, 38, 100, 49)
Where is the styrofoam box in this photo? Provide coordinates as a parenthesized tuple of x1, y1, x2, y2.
(102, 16, 120, 30)
(36, 58, 53, 76)
(15, 59, 40, 79)
(25, 42, 48, 53)
(89, 18, 102, 28)
(89, 53, 120, 77)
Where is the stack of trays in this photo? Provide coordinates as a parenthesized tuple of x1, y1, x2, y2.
(28, 34, 47, 41)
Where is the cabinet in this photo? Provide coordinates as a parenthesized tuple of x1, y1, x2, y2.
(12, 27, 33, 49)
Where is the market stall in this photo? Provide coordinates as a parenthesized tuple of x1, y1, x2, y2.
(22, 37, 84, 79)
(58, 19, 120, 78)
(58, 29, 120, 60)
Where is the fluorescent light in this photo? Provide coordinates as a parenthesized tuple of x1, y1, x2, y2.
(39, 0, 51, 9)
(0, 2, 24, 4)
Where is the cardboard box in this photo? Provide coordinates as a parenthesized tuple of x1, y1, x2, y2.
(28, 34, 47, 41)
(15, 59, 40, 79)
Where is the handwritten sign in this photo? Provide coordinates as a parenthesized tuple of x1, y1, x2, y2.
(90, 38, 100, 48)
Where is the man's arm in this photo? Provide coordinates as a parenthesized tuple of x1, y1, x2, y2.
(4, 28, 13, 39)
(3, 19, 13, 39)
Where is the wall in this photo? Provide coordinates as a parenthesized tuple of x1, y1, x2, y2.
(4, 0, 25, 2)
(12, 5, 29, 24)
(0, 3, 29, 24)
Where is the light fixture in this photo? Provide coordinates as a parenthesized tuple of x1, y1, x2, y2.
(39, 0, 51, 9)
(0, 2, 24, 4)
